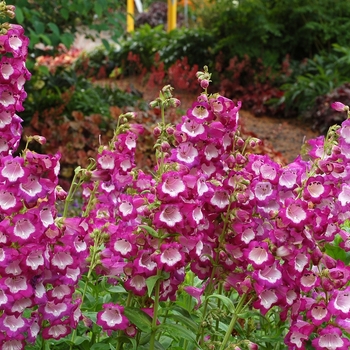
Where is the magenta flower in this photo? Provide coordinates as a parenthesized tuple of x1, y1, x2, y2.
(331, 101, 348, 112)
(328, 287, 350, 318)
(306, 302, 330, 326)
(41, 320, 71, 340)
(97, 303, 129, 331)
(312, 325, 350, 350)
(244, 241, 274, 269)
(155, 243, 184, 272)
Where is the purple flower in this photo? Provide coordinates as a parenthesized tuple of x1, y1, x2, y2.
(97, 303, 128, 331)
(331, 101, 348, 112)
(312, 325, 350, 350)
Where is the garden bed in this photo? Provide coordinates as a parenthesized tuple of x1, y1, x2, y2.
(112, 75, 320, 164)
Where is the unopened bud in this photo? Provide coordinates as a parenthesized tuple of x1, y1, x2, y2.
(166, 126, 174, 135)
(200, 79, 209, 89)
(33, 135, 46, 145)
(331, 101, 348, 112)
(236, 137, 245, 148)
(169, 97, 181, 108)
(153, 126, 161, 137)
(55, 186, 67, 200)
(161, 141, 170, 152)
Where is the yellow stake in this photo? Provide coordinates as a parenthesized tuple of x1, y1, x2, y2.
(167, 0, 177, 32)
(127, 0, 134, 33)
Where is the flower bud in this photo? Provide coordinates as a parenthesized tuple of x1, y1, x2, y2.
(153, 126, 161, 137)
(33, 135, 47, 145)
(200, 79, 209, 89)
(161, 141, 170, 152)
(166, 126, 174, 135)
(331, 101, 348, 112)
(236, 137, 245, 148)
(169, 97, 181, 108)
(55, 186, 67, 200)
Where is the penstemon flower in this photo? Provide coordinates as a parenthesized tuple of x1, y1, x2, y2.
(4, 2, 350, 348)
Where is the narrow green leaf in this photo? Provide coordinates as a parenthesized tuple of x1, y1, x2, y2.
(168, 313, 198, 333)
(102, 38, 110, 51)
(146, 274, 162, 297)
(206, 294, 235, 313)
(91, 344, 110, 350)
(124, 307, 152, 332)
(139, 225, 160, 238)
(159, 322, 197, 343)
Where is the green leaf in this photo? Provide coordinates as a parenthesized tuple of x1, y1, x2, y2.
(48, 22, 60, 37)
(60, 8, 70, 20)
(73, 336, 90, 345)
(39, 34, 52, 45)
(139, 225, 160, 238)
(83, 311, 97, 323)
(102, 38, 110, 51)
(15, 7, 24, 24)
(60, 33, 75, 49)
(146, 274, 162, 297)
(158, 322, 198, 343)
(94, 2, 103, 17)
(124, 307, 152, 332)
(206, 294, 235, 313)
(91, 344, 110, 350)
(33, 21, 45, 35)
(168, 313, 198, 333)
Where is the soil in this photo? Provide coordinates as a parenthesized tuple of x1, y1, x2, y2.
(111, 75, 320, 165)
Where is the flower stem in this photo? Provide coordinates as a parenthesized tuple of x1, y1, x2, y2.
(69, 230, 103, 350)
(63, 167, 84, 218)
(219, 293, 248, 350)
(149, 271, 161, 350)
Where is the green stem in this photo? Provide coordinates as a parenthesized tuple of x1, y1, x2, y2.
(197, 205, 232, 344)
(69, 231, 102, 350)
(214, 283, 223, 338)
(63, 168, 84, 218)
(219, 293, 248, 350)
(149, 271, 161, 350)
(82, 181, 99, 217)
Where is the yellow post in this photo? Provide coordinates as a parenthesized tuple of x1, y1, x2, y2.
(167, 0, 177, 32)
(127, 0, 134, 33)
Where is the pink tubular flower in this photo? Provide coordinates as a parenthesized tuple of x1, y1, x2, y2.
(244, 241, 274, 269)
(328, 287, 350, 318)
(155, 243, 185, 272)
(306, 302, 330, 326)
(97, 303, 128, 331)
(331, 101, 348, 112)
(312, 325, 350, 350)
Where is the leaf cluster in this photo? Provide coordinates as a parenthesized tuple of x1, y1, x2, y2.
(12, 0, 125, 53)
(195, 0, 350, 67)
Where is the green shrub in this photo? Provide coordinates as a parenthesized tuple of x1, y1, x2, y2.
(280, 45, 350, 118)
(12, 0, 125, 54)
(196, 0, 350, 67)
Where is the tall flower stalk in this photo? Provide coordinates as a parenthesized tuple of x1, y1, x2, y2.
(3, 3, 350, 349)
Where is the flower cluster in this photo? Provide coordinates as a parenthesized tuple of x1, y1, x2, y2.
(3, 10, 350, 349)
(80, 69, 350, 349)
(0, 16, 88, 349)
